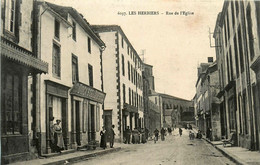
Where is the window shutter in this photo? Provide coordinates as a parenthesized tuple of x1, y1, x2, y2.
(96, 105, 100, 132)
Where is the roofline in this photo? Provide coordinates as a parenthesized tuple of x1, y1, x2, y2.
(44, 1, 105, 48)
(157, 93, 192, 102)
(92, 25, 143, 62)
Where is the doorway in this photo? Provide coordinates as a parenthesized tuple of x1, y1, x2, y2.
(75, 101, 81, 146)
(88, 104, 95, 142)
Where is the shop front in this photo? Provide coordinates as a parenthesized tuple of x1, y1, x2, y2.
(70, 82, 105, 148)
(1, 38, 48, 163)
(122, 103, 138, 139)
(45, 80, 70, 153)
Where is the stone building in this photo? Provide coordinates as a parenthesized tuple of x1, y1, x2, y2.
(92, 25, 144, 142)
(150, 93, 194, 128)
(194, 60, 222, 141)
(143, 63, 160, 132)
(1, 0, 48, 163)
(213, 1, 260, 151)
(34, 1, 105, 154)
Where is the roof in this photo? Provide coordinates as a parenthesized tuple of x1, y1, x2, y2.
(157, 93, 192, 102)
(43, 2, 105, 48)
(92, 25, 143, 63)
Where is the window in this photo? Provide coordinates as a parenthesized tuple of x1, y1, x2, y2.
(122, 54, 125, 76)
(72, 54, 79, 83)
(129, 88, 131, 105)
(235, 1, 239, 16)
(2, 73, 22, 135)
(88, 64, 93, 87)
(226, 15, 230, 42)
(121, 36, 124, 48)
(155, 97, 157, 104)
(132, 90, 134, 106)
(88, 37, 91, 54)
(231, 2, 235, 28)
(5, 0, 16, 33)
(246, 5, 255, 60)
(72, 21, 76, 41)
(128, 61, 130, 80)
(54, 19, 60, 39)
(234, 35, 239, 77)
(229, 47, 233, 80)
(131, 65, 133, 83)
(123, 84, 126, 104)
(127, 46, 129, 55)
(238, 26, 244, 73)
(255, 2, 260, 50)
(52, 43, 61, 77)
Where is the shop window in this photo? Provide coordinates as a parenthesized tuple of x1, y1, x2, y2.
(2, 73, 22, 135)
(52, 43, 61, 78)
(54, 19, 60, 39)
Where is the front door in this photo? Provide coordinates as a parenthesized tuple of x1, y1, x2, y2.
(75, 101, 81, 146)
(88, 104, 95, 142)
(104, 111, 112, 142)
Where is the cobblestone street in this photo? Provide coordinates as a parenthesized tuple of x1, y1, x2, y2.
(74, 129, 235, 165)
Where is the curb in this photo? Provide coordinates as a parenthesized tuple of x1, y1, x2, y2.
(43, 147, 121, 165)
(203, 138, 247, 165)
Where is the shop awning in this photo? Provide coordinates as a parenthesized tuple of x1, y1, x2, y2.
(70, 82, 106, 103)
(1, 37, 48, 73)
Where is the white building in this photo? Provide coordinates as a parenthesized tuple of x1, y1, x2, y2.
(93, 25, 144, 142)
(34, 1, 105, 154)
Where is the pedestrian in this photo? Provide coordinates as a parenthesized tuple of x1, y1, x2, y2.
(49, 117, 55, 152)
(161, 128, 165, 141)
(110, 125, 115, 148)
(125, 126, 131, 144)
(197, 130, 202, 139)
(53, 119, 65, 153)
(100, 126, 107, 149)
(154, 128, 159, 143)
(179, 128, 183, 137)
(145, 127, 149, 140)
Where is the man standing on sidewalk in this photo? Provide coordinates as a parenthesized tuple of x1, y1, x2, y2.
(110, 125, 115, 148)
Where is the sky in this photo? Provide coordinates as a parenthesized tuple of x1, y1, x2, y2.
(46, 0, 224, 100)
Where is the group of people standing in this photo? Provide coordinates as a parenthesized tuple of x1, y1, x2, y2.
(50, 117, 65, 153)
(124, 126, 149, 144)
(153, 126, 175, 143)
(100, 125, 115, 149)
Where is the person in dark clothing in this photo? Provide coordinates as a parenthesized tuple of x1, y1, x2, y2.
(154, 128, 159, 143)
(161, 128, 165, 141)
(168, 127, 172, 135)
(197, 130, 202, 139)
(100, 126, 107, 149)
(110, 125, 115, 148)
(145, 127, 149, 140)
(125, 126, 131, 144)
(179, 128, 183, 137)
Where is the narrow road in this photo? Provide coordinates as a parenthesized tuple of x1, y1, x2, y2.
(73, 129, 235, 165)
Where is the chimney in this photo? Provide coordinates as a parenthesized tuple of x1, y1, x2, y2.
(208, 57, 213, 63)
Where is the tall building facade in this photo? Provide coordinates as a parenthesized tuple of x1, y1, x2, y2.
(1, 0, 48, 163)
(194, 61, 222, 141)
(213, 0, 260, 151)
(93, 25, 144, 142)
(34, 1, 106, 154)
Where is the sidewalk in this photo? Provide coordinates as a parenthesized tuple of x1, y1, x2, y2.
(190, 126, 260, 165)
(204, 138, 260, 165)
(9, 145, 122, 165)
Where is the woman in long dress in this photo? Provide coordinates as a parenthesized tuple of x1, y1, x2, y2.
(54, 119, 65, 153)
(100, 126, 107, 149)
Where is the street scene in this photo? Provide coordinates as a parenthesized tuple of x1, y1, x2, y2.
(1, 0, 260, 165)
(74, 129, 235, 165)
